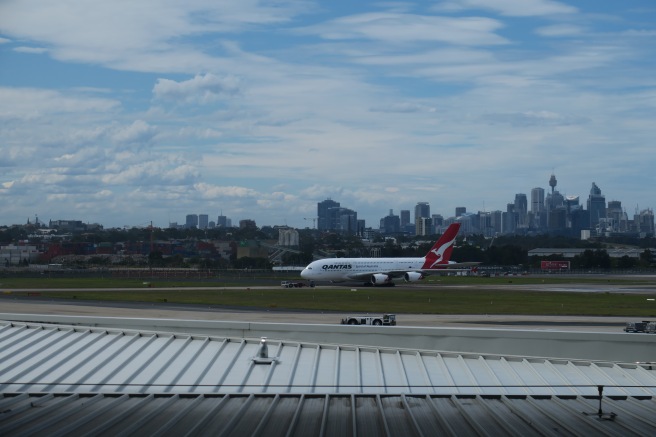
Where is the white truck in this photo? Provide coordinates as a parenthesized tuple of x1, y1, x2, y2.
(281, 280, 311, 288)
(341, 314, 396, 326)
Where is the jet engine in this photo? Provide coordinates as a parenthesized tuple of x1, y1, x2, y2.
(403, 272, 424, 282)
(371, 273, 392, 285)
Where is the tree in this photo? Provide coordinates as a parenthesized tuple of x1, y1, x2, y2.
(640, 249, 654, 267)
(616, 255, 636, 269)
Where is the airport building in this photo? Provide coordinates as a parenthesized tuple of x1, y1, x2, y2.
(1, 312, 656, 435)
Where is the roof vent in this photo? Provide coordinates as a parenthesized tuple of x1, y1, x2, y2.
(253, 337, 278, 364)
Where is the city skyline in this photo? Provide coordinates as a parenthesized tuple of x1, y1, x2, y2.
(5, 176, 653, 233)
(1, 1, 655, 229)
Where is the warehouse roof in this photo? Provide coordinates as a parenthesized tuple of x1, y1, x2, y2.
(1, 320, 655, 398)
(2, 392, 655, 436)
(2, 318, 656, 435)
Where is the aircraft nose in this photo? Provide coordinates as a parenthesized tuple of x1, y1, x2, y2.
(300, 268, 308, 279)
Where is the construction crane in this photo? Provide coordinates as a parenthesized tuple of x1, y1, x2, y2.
(304, 218, 317, 229)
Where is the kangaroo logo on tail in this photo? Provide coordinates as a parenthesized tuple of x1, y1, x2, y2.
(422, 223, 460, 269)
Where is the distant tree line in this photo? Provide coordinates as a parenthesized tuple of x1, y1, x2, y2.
(1, 226, 654, 270)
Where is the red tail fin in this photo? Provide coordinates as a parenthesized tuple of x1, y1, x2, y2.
(421, 223, 460, 269)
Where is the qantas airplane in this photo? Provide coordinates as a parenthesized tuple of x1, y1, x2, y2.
(300, 222, 479, 286)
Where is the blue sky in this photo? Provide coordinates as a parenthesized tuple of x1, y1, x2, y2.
(1, 0, 655, 229)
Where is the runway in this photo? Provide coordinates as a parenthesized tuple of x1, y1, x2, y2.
(0, 297, 632, 333)
(2, 276, 654, 333)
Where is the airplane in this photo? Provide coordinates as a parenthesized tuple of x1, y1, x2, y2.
(300, 222, 479, 286)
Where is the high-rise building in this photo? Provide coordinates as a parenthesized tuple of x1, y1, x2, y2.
(380, 210, 400, 234)
(415, 217, 433, 236)
(514, 194, 528, 229)
(198, 214, 209, 229)
(337, 208, 358, 234)
(490, 210, 503, 234)
(431, 214, 444, 233)
(503, 203, 516, 234)
(455, 207, 467, 217)
(185, 214, 198, 229)
(318, 199, 340, 231)
(634, 208, 655, 235)
(587, 182, 606, 231)
(531, 187, 545, 229)
(414, 202, 430, 236)
(400, 210, 410, 227)
(414, 202, 430, 220)
(217, 215, 228, 228)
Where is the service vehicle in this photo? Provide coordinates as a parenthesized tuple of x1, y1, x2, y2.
(280, 280, 313, 288)
(341, 314, 396, 326)
(624, 321, 656, 333)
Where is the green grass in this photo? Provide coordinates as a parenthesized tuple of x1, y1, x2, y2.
(2, 275, 655, 317)
(4, 286, 656, 317)
(0, 274, 652, 289)
(0, 277, 247, 289)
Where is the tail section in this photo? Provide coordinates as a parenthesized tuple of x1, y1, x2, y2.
(421, 223, 460, 269)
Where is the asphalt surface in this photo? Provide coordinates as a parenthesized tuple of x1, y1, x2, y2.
(2, 276, 655, 332)
(0, 293, 638, 332)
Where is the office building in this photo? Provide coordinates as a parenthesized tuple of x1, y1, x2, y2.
(531, 187, 545, 230)
(415, 217, 433, 236)
(514, 193, 528, 230)
(400, 210, 410, 228)
(198, 214, 209, 230)
(380, 210, 400, 234)
(587, 182, 606, 232)
(317, 199, 340, 231)
(185, 214, 198, 229)
(415, 202, 430, 236)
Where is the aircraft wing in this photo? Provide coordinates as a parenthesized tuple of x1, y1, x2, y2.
(340, 262, 481, 282)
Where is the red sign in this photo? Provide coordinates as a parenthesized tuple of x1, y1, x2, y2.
(541, 260, 570, 270)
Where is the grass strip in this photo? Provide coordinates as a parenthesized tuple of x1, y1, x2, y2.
(6, 287, 656, 317)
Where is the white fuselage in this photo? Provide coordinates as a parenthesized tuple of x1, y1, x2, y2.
(300, 257, 425, 282)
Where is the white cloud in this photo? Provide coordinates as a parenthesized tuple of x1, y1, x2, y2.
(153, 74, 240, 104)
(111, 120, 158, 146)
(13, 46, 48, 54)
(297, 13, 508, 46)
(0, 87, 120, 120)
(0, 0, 312, 70)
(436, 0, 577, 17)
(535, 24, 584, 37)
(370, 102, 437, 113)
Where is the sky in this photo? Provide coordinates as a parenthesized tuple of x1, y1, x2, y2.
(1, 0, 655, 229)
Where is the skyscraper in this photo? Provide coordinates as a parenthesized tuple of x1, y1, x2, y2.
(380, 210, 400, 234)
(587, 182, 606, 231)
(317, 199, 340, 231)
(514, 193, 528, 229)
(531, 187, 545, 230)
(415, 202, 430, 220)
(185, 214, 198, 229)
(415, 217, 433, 236)
(400, 210, 410, 228)
(414, 202, 430, 236)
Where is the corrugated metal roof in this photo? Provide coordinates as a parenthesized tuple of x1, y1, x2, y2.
(1, 321, 656, 398)
(1, 392, 655, 436)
